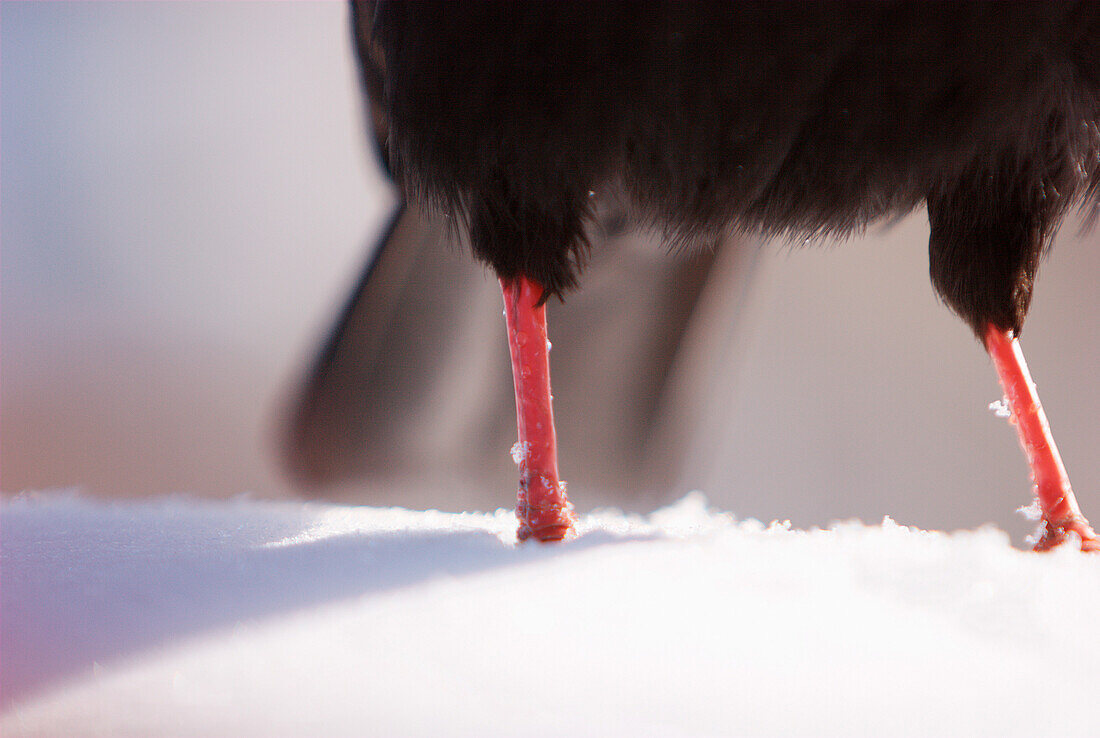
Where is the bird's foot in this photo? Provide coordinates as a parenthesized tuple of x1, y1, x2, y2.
(985, 326, 1096, 554)
(516, 489, 576, 543)
(501, 275, 575, 543)
(1033, 514, 1099, 553)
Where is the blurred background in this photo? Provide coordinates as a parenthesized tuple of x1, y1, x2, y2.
(3, 2, 1098, 545)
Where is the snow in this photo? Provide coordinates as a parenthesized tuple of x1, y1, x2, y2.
(3, 492, 1099, 737)
(509, 441, 530, 466)
(988, 398, 1013, 419)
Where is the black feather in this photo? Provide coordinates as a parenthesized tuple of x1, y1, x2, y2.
(355, 0, 1100, 336)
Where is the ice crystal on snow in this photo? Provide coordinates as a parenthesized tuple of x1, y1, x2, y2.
(1016, 498, 1043, 522)
(988, 398, 1012, 419)
(509, 441, 530, 465)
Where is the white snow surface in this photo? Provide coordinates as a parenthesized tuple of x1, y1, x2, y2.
(3, 492, 1099, 738)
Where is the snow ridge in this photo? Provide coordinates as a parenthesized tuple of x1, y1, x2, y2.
(3, 491, 1098, 737)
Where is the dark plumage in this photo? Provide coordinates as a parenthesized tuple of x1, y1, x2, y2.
(298, 1, 1100, 545)
(357, 1, 1098, 337)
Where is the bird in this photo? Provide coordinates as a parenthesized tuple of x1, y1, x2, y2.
(289, 1, 1099, 549)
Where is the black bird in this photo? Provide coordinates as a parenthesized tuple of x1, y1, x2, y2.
(291, 1, 1099, 548)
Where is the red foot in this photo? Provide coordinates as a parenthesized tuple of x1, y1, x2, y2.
(985, 326, 1097, 552)
(1033, 518, 1100, 553)
(501, 275, 576, 542)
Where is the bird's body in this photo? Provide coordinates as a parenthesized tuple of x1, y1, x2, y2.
(361, 1, 1099, 336)
(301, 1, 1100, 546)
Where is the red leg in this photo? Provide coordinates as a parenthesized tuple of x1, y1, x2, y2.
(501, 275, 576, 542)
(984, 326, 1097, 551)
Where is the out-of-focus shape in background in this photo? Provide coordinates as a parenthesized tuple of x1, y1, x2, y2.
(3, 2, 1097, 544)
(2, 2, 391, 499)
